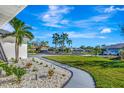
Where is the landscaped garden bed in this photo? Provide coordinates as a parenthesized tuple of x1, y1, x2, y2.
(0, 58, 71, 88)
(44, 55, 124, 88)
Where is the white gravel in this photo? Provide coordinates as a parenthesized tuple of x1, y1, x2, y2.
(0, 57, 71, 88)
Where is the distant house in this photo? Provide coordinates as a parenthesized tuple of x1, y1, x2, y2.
(72, 48, 84, 54)
(0, 29, 29, 61)
(103, 43, 124, 55)
(40, 46, 49, 53)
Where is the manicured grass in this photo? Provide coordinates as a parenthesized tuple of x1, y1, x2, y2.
(44, 55, 124, 88)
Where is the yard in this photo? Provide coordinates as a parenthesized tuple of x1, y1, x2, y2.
(44, 55, 124, 88)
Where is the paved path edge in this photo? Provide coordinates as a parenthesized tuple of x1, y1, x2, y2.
(34, 57, 73, 88)
(42, 57, 96, 88)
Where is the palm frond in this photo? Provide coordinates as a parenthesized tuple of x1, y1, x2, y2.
(22, 26, 32, 30)
(24, 31, 34, 40)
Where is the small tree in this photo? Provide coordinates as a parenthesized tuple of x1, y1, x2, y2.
(94, 46, 101, 56)
(12, 67, 26, 83)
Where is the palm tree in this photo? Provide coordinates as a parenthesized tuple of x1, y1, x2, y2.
(94, 46, 101, 56)
(80, 45, 85, 49)
(60, 33, 68, 51)
(52, 33, 60, 50)
(2, 18, 34, 62)
(120, 24, 124, 60)
(67, 39, 72, 48)
(40, 41, 48, 46)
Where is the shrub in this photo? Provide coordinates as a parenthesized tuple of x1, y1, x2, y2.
(12, 67, 26, 83)
(0, 60, 26, 83)
(40, 62, 43, 65)
(0, 60, 4, 67)
(32, 58, 35, 62)
(48, 69, 54, 79)
(62, 74, 66, 77)
(1, 64, 13, 76)
(32, 67, 38, 72)
(25, 63, 32, 69)
(0, 60, 13, 76)
(120, 50, 124, 60)
(0, 60, 5, 75)
(44, 64, 48, 67)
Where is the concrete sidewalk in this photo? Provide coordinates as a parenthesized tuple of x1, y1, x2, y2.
(30, 54, 96, 88)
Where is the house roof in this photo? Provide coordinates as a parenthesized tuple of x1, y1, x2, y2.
(105, 43, 124, 49)
(0, 5, 26, 28)
(0, 29, 29, 43)
(0, 29, 10, 35)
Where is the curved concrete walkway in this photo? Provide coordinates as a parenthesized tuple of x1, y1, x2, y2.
(30, 54, 95, 88)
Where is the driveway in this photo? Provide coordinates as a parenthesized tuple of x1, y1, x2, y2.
(29, 54, 96, 88)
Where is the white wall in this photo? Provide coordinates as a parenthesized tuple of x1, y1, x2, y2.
(1, 42, 27, 60)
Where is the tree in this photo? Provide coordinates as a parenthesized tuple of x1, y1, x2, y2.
(94, 46, 101, 55)
(52, 33, 60, 50)
(80, 45, 85, 49)
(120, 25, 124, 60)
(67, 39, 72, 48)
(101, 44, 106, 55)
(40, 41, 48, 46)
(119, 48, 124, 61)
(59, 33, 68, 51)
(2, 18, 34, 62)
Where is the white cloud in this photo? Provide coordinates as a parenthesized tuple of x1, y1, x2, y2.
(100, 28, 112, 33)
(104, 6, 124, 13)
(67, 31, 106, 39)
(31, 26, 38, 30)
(40, 5, 73, 28)
(60, 20, 69, 25)
(2, 23, 14, 32)
(91, 15, 109, 22)
(73, 14, 110, 28)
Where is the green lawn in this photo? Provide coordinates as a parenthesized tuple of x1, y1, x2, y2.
(44, 55, 124, 88)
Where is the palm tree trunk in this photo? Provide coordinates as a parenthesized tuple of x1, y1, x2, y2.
(62, 42, 64, 53)
(15, 39, 19, 62)
(55, 44, 57, 53)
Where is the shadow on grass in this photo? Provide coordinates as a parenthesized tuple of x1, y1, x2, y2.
(101, 61, 124, 68)
(63, 60, 124, 68)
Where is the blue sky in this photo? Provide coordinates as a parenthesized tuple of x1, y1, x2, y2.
(5, 5, 124, 47)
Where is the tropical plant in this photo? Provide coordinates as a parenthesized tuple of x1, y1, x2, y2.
(119, 48, 124, 60)
(52, 33, 60, 50)
(59, 33, 68, 51)
(25, 63, 32, 69)
(67, 39, 72, 48)
(120, 24, 124, 35)
(94, 46, 102, 55)
(2, 18, 34, 62)
(40, 41, 48, 46)
(12, 66, 26, 83)
(48, 69, 54, 79)
(101, 44, 106, 54)
(80, 45, 85, 49)
(1, 64, 13, 76)
(120, 25, 124, 60)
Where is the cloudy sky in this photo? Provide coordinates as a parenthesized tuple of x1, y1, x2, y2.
(3, 5, 124, 47)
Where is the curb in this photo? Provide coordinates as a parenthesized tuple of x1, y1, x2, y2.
(43, 57, 96, 88)
(34, 56, 73, 88)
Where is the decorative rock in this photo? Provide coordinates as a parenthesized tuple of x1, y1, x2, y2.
(0, 57, 71, 88)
